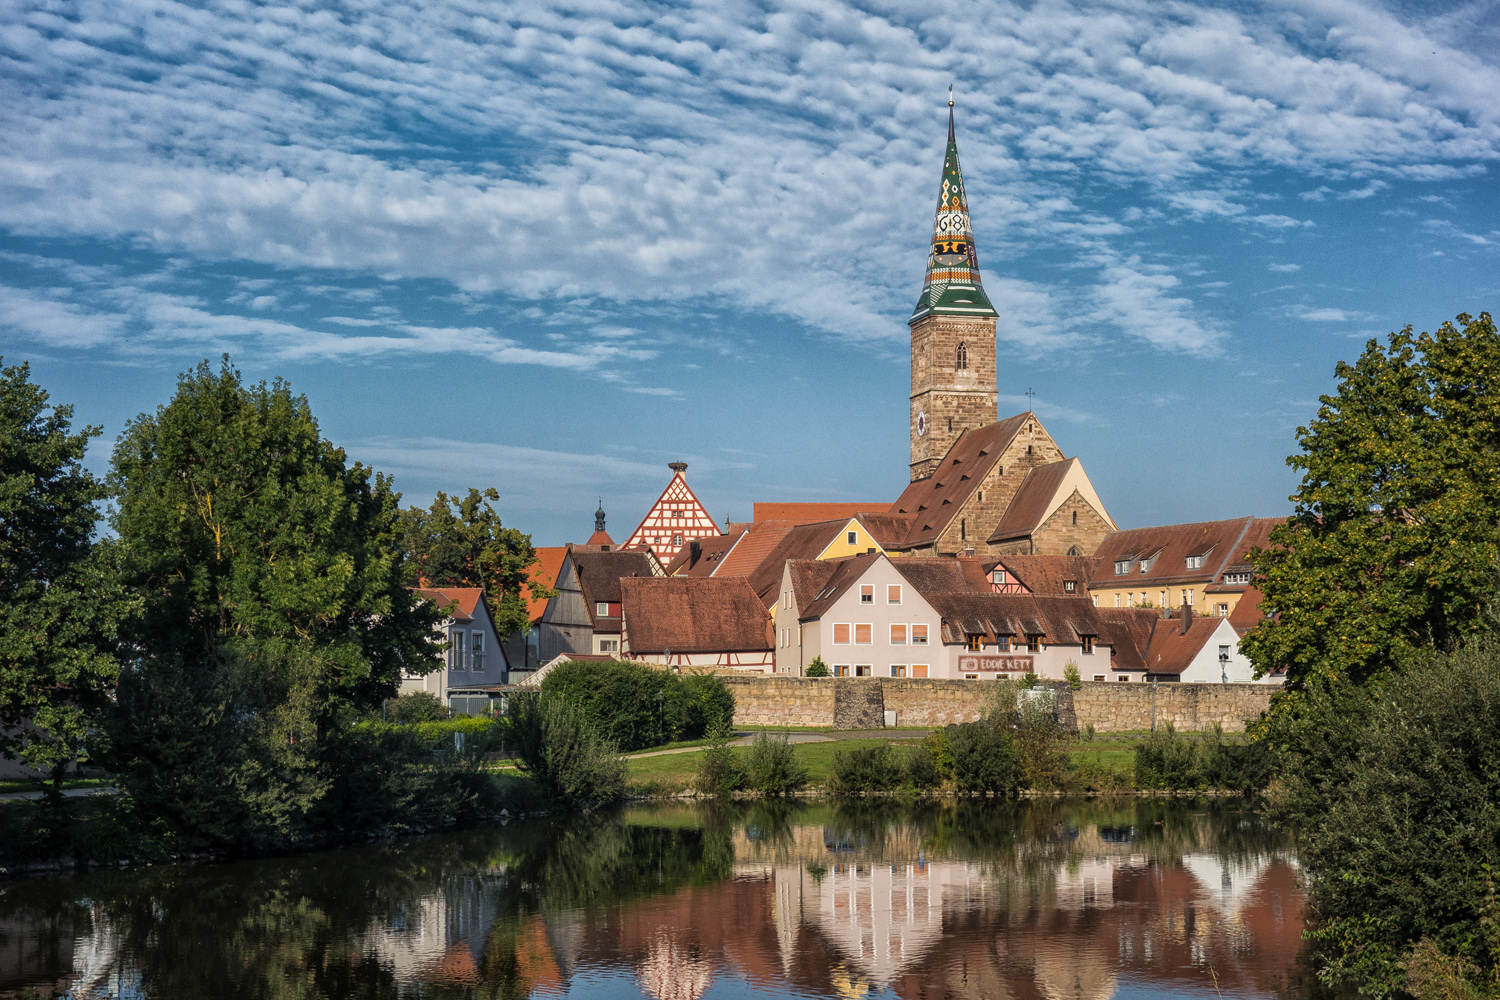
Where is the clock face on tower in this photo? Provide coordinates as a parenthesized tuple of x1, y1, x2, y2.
(916, 411, 927, 437)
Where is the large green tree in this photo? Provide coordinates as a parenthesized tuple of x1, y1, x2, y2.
(107, 359, 441, 843)
(0, 359, 134, 803)
(1242, 312, 1500, 692)
(400, 487, 546, 637)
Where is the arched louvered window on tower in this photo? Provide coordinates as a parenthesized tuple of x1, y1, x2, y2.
(956, 343, 968, 370)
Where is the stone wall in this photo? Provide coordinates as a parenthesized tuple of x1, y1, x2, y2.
(724, 676, 1274, 732)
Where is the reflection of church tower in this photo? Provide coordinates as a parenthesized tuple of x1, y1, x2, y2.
(909, 93, 999, 481)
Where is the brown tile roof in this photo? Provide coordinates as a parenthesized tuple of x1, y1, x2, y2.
(753, 502, 889, 523)
(787, 559, 841, 612)
(1140, 612, 1224, 676)
(571, 549, 660, 627)
(887, 413, 1032, 549)
(1206, 517, 1284, 591)
(665, 529, 745, 576)
(745, 520, 862, 605)
(924, 593, 1109, 646)
(1228, 584, 1271, 635)
(1089, 517, 1285, 590)
(413, 587, 485, 623)
(798, 553, 885, 619)
(711, 520, 799, 579)
(989, 555, 1100, 596)
(890, 556, 992, 597)
(620, 577, 772, 654)
(986, 458, 1077, 542)
(855, 512, 917, 547)
(525, 547, 569, 623)
(1096, 607, 1160, 672)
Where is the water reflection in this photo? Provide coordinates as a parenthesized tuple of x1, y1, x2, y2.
(0, 800, 1308, 999)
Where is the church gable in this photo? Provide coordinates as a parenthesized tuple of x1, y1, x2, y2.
(622, 463, 722, 564)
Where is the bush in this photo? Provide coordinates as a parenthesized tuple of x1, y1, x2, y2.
(1132, 724, 1273, 792)
(828, 743, 903, 794)
(805, 657, 830, 678)
(541, 659, 733, 751)
(904, 743, 944, 790)
(694, 721, 744, 796)
(1279, 640, 1500, 996)
(506, 692, 625, 807)
(387, 692, 449, 723)
(1133, 723, 1203, 790)
(945, 720, 1020, 793)
(991, 682, 1066, 790)
(1063, 661, 1082, 690)
(745, 732, 807, 795)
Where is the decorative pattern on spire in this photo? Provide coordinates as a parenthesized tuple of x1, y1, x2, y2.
(912, 94, 997, 321)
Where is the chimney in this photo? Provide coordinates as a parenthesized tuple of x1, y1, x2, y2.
(1181, 603, 1193, 631)
(689, 539, 702, 567)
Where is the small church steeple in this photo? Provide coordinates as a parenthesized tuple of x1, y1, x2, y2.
(912, 89, 998, 321)
(595, 497, 607, 534)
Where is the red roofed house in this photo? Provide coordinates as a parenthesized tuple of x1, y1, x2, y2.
(621, 462, 723, 565)
(1137, 607, 1282, 685)
(405, 587, 511, 715)
(620, 577, 775, 671)
(535, 548, 664, 663)
(1088, 516, 1284, 619)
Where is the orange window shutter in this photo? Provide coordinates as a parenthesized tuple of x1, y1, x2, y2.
(855, 624, 872, 644)
(913, 664, 929, 678)
(833, 623, 850, 644)
(891, 624, 907, 644)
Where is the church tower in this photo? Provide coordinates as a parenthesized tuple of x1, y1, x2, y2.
(908, 95, 999, 481)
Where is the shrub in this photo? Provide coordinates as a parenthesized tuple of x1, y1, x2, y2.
(945, 720, 1020, 793)
(506, 692, 625, 807)
(387, 692, 449, 723)
(541, 659, 733, 751)
(991, 682, 1066, 790)
(1132, 724, 1274, 793)
(1063, 661, 1082, 690)
(694, 721, 744, 796)
(828, 743, 903, 794)
(1017, 673, 1040, 690)
(745, 732, 807, 795)
(904, 743, 943, 790)
(806, 657, 830, 677)
(1083, 723, 1095, 741)
(922, 729, 954, 781)
(1132, 723, 1202, 790)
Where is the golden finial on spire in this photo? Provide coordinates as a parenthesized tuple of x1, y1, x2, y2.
(948, 84, 954, 107)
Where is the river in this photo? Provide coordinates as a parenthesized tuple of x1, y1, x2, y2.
(0, 798, 1313, 999)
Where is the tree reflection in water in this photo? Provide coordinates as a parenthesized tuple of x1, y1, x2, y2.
(0, 799, 1316, 1000)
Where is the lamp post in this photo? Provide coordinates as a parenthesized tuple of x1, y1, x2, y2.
(657, 688, 666, 745)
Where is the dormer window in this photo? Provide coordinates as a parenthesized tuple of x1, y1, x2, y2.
(1114, 559, 1134, 576)
(956, 343, 968, 370)
(1186, 554, 1205, 570)
(1064, 580, 1077, 593)
(992, 568, 1006, 585)
(967, 634, 983, 652)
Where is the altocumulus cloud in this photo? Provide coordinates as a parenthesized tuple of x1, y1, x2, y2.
(0, 0, 1497, 361)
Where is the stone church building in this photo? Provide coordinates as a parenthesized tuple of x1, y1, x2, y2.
(886, 99, 1116, 560)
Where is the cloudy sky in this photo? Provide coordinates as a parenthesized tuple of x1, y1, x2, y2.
(2, 0, 1497, 544)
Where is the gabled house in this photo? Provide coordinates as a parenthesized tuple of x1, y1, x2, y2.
(404, 587, 511, 714)
(621, 462, 722, 565)
(1088, 516, 1284, 618)
(1138, 607, 1281, 685)
(620, 577, 774, 671)
(534, 548, 663, 662)
(985, 554, 1099, 597)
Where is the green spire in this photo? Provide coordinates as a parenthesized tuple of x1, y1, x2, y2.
(912, 90, 997, 321)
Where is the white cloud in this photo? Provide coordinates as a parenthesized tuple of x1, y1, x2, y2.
(0, 285, 125, 347)
(1088, 254, 1224, 356)
(1268, 263, 1302, 272)
(1297, 307, 1377, 322)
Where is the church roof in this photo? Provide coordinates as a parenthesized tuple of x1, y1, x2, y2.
(911, 99, 997, 322)
(887, 412, 1032, 549)
(985, 457, 1117, 543)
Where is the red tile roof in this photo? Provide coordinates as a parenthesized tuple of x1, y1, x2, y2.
(889, 556, 992, 597)
(752, 502, 889, 523)
(989, 555, 1100, 596)
(787, 559, 842, 612)
(586, 529, 615, 548)
(887, 413, 1031, 550)
(1139, 612, 1225, 676)
(620, 577, 772, 653)
(711, 520, 799, 579)
(526, 547, 569, 623)
(798, 553, 886, 619)
(1089, 517, 1285, 590)
(413, 587, 485, 623)
(1096, 607, 1160, 672)
(745, 520, 864, 605)
(855, 512, 917, 547)
(986, 458, 1077, 542)
(1228, 584, 1271, 635)
(665, 529, 745, 576)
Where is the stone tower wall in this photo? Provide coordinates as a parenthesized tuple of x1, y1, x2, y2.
(931, 419, 1063, 555)
(909, 314, 998, 480)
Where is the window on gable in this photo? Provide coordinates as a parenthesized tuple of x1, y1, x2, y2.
(890, 624, 907, 645)
(1217, 603, 1229, 617)
(960, 519, 966, 540)
(472, 633, 484, 670)
(860, 585, 874, 604)
(1072, 510, 1078, 526)
(596, 602, 609, 617)
(912, 624, 929, 645)
(833, 623, 851, 644)
(672, 533, 683, 545)
(887, 584, 902, 604)
(847, 530, 858, 545)
(449, 630, 465, 671)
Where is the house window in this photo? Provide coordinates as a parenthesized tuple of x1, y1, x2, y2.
(1219, 644, 1231, 659)
(596, 602, 610, 617)
(472, 632, 485, 671)
(992, 568, 1006, 586)
(1072, 510, 1078, 525)
(1093, 674, 1106, 682)
(890, 624, 907, 645)
(835, 664, 851, 676)
(833, 624, 850, 644)
(1026, 635, 1042, 653)
(966, 634, 983, 652)
(956, 342, 968, 370)
(913, 664, 930, 678)
(1114, 560, 1132, 575)
(1114, 593, 1121, 608)
(1081, 635, 1095, 654)
(672, 533, 683, 545)
(855, 665, 872, 677)
(1160, 591, 1168, 606)
(1064, 580, 1076, 594)
(598, 638, 619, 653)
(891, 665, 907, 678)
(887, 584, 902, 604)
(995, 634, 1011, 652)
(1186, 554, 1205, 570)
(1223, 571, 1252, 585)
(860, 585, 874, 604)
(855, 624, 872, 644)
(1127, 593, 1134, 607)
(847, 531, 858, 545)
(1218, 603, 1229, 617)
(449, 630, 465, 670)
(912, 624, 929, 645)
(964, 674, 979, 680)
(1118, 675, 1131, 682)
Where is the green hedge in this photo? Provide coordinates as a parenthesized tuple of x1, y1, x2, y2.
(540, 660, 734, 752)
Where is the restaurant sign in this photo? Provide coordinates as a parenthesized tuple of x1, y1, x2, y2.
(957, 655, 1034, 673)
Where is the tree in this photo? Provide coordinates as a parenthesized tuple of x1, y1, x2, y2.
(106, 358, 441, 842)
(1242, 313, 1500, 693)
(0, 359, 134, 805)
(400, 488, 548, 638)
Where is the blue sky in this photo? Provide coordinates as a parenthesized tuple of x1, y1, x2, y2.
(2, 0, 1497, 546)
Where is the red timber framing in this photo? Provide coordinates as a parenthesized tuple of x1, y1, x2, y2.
(622, 463, 723, 565)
